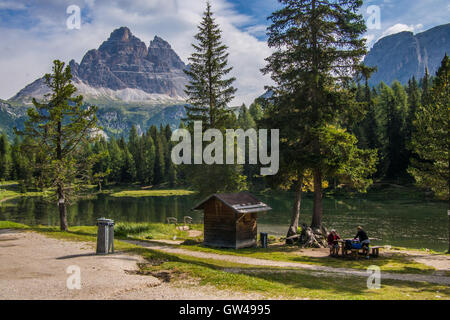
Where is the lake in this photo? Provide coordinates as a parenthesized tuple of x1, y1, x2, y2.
(0, 191, 447, 251)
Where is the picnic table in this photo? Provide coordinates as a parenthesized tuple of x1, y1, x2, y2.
(336, 238, 383, 259)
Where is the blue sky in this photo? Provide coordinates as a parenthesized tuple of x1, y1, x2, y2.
(0, 0, 449, 105)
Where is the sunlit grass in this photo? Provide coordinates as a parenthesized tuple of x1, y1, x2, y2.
(115, 222, 192, 240)
(110, 189, 196, 198)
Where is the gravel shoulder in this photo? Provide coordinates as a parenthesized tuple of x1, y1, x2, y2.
(0, 230, 261, 300)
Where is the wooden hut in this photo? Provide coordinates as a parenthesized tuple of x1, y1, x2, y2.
(192, 192, 271, 249)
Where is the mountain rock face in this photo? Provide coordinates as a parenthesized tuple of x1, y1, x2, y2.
(364, 24, 450, 86)
(11, 27, 189, 104)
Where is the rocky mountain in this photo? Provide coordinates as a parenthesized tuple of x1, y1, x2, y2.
(0, 100, 29, 138)
(11, 27, 189, 105)
(364, 23, 450, 86)
(2, 27, 189, 138)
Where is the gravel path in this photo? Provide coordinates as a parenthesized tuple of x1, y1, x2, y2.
(0, 230, 262, 300)
(125, 239, 450, 286)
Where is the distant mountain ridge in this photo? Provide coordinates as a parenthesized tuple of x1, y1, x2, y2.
(10, 27, 189, 105)
(364, 23, 450, 86)
(1, 27, 189, 138)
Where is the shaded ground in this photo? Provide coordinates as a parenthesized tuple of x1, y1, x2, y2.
(272, 243, 450, 272)
(0, 230, 261, 300)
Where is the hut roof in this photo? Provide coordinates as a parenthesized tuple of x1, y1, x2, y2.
(192, 192, 272, 214)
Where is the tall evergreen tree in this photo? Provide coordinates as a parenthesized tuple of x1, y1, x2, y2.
(184, 1, 236, 129)
(263, 0, 375, 231)
(0, 132, 11, 180)
(421, 68, 433, 106)
(249, 102, 264, 122)
(408, 54, 449, 252)
(183, 1, 246, 194)
(154, 134, 165, 185)
(15, 60, 99, 230)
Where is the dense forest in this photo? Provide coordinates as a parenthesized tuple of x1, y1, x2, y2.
(0, 63, 446, 194)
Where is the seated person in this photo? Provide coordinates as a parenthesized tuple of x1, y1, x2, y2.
(354, 226, 370, 258)
(327, 229, 341, 256)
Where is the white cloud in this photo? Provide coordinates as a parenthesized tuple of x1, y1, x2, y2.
(382, 23, 423, 37)
(381, 23, 424, 38)
(0, 0, 273, 106)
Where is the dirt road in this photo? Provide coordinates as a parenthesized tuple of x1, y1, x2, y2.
(0, 230, 261, 300)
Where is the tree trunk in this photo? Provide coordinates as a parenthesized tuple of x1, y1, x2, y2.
(286, 175, 303, 242)
(311, 167, 323, 229)
(58, 184, 68, 231)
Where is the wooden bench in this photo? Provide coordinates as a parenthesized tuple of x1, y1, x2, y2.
(370, 246, 383, 257)
(345, 246, 370, 259)
(166, 217, 177, 225)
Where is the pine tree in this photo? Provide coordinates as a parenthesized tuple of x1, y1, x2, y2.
(154, 134, 165, 185)
(376, 81, 409, 180)
(408, 55, 449, 251)
(142, 132, 156, 185)
(0, 132, 11, 180)
(249, 102, 263, 122)
(108, 137, 125, 182)
(421, 68, 433, 106)
(182, 1, 246, 195)
(263, 0, 374, 230)
(184, 1, 236, 129)
(237, 104, 256, 129)
(15, 60, 99, 231)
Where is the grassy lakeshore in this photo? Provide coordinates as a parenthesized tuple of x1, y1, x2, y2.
(1, 221, 449, 300)
(109, 189, 196, 198)
(0, 180, 196, 201)
(0, 181, 47, 202)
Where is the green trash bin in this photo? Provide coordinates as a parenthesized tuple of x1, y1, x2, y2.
(96, 218, 114, 255)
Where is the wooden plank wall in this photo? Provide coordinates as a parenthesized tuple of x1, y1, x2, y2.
(236, 212, 257, 249)
(203, 198, 236, 248)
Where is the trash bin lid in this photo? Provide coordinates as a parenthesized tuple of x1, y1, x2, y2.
(97, 218, 114, 225)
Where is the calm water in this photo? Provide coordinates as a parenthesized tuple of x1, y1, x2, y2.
(0, 192, 447, 251)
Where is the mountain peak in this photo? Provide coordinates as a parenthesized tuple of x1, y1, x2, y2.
(10, 26, 189, 104)
(364, 23, 450, 86)
(150, 36, 172, 49)
(108, 27, 133, 41)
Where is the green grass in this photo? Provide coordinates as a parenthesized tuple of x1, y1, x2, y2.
(0, 181, 47, 201)
(148, 262, 449, 300)
(0, 180, 195, 203)
(114, 222, 198, 240)
(0, 221, 29, 229)
(110, 189, 196, 198)
(1, 222, 448, 300)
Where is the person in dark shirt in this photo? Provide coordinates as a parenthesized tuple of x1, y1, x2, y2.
(354, 226, 370, 258)
(327, 229, 341, 256)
